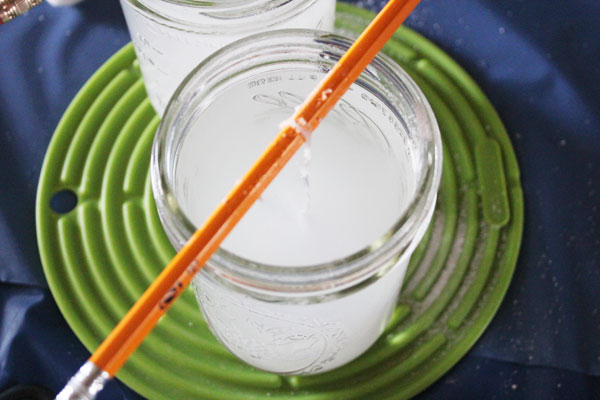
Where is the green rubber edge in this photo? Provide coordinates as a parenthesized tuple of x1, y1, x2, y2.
(36, 3, 524, 399)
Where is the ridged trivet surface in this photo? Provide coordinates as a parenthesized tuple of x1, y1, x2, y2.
(36, 4, 523, 399)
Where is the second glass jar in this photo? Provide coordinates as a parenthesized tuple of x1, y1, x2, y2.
(120, 0, 336, 115)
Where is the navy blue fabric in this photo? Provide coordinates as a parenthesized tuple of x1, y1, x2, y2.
(1, 0, 599, 398)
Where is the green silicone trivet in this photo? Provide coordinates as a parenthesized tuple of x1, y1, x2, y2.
(36, 4, 523, 399)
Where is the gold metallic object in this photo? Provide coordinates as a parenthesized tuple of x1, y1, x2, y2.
(0, 0, 43, 23)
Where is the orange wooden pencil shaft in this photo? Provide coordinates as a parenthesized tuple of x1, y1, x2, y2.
(62, 0, 421, 393)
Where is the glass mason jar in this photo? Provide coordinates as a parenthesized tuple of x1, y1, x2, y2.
(120, 0, 336, 116)
(151, 30, 442, 375)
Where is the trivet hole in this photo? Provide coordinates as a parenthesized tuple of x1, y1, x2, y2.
(50, 189, 78, 214)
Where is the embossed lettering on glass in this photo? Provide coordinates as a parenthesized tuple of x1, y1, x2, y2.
(151, 30, 443, 375)
(120, 0, 336, 116)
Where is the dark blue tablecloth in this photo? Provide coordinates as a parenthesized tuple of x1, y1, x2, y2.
(1, 0, 599, 398)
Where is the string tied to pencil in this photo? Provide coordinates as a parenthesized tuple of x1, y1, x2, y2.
(55, 0, 421, 398)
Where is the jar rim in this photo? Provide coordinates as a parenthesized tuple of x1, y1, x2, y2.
(123, 0, 324, 33)
(151, 29, 443, 294)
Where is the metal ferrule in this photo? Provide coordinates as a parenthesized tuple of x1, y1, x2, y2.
(55, 361, 111, 400)
(0, 0, 43, 23)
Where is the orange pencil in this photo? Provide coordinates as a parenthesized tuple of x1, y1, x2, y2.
(56, 0, 421, 398)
